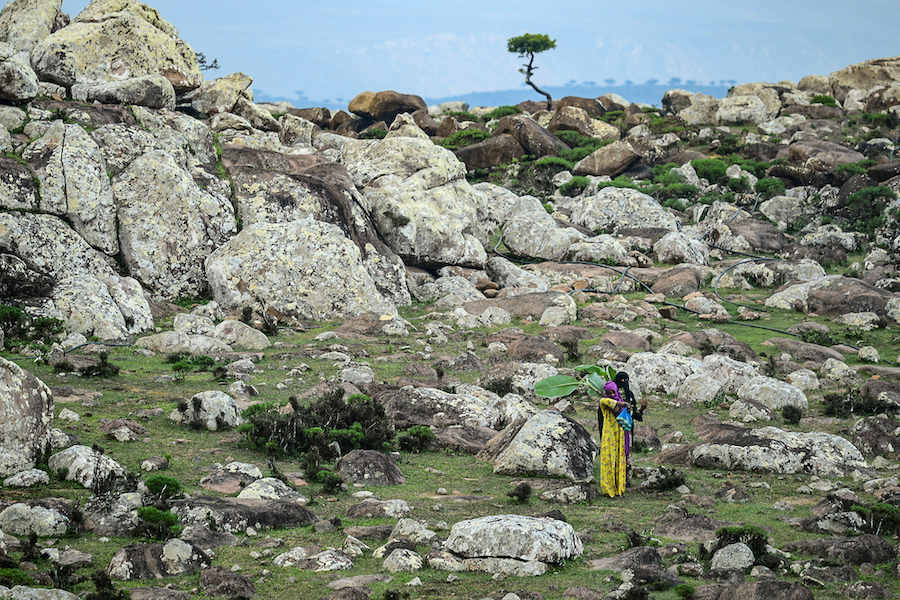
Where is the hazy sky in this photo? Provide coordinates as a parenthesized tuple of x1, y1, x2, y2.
(61, 0, 897, 107)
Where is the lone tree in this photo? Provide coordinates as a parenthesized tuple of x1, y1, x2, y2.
(507, 33, 557, 110)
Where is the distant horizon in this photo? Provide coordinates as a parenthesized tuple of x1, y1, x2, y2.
(253, 79, 737, 112)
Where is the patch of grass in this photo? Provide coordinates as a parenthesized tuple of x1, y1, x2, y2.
(558, 175, 590, 196)
(690, 158, 728, 184)
(811, 94, 838, 107)
(437, 128, 491, 150)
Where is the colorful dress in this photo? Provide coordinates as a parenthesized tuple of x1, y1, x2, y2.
(599, 395, 626, 498)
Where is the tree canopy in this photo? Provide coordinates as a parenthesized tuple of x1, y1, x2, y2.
(507, 33, 557, 109)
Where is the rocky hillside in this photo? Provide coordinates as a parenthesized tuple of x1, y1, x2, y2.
(1, 1, 900, 600)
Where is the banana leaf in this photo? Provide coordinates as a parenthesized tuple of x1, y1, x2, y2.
(533, 375, 580, 398)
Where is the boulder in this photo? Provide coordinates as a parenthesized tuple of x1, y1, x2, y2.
(345, 498, 410, 519)
(212, 320, 270, 351)
(626, 352, 702, 395)
(115, 150, 235, 300)
(829, 57, 900, 103)
(200, 566, 255, 600)
(572, 140, 640, 177)
(169, 391, 243, 431)
(570, 187, 678, 233)
(348, 90, 427, 124)
(443, 514, 582, 564)
(548, 105, 620, 140)
(32, 2, 202, 92)
(198, 462, 262, 494)
(188, 72, 253, 116)
(789, 139, 866, 171)
(693, 581, 814, 600)
(0, 42, 38, 101)
(375, 386, 503, 430)
(0, 357, 53, 476)
(782, 534, 896, 565)
(334, 449, 405, 486)
(0, 498, 73, 537)
(478, 410, 598, 482)
(135, 332, 232, 355)
(206, 218, 396, 322)
(170, 496, 320, 534)
(454, 133, 525, 170)
(71, 74, 175, 110)
(0, 0, 63, 54)
(493, 114, 563, 157)
(107, 539, 211, 581)
(736, 376, 808, 412)
(501, 210, 586, 261)
(654, 232, 709, 265)
(47, 444, 128, 489)
(715, 95, 771, 125)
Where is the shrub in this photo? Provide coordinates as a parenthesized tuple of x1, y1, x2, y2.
(79, 352, 120, 378)
(437, 128, 491, 150)
(834, 160, 874, 180)
(0, 305, 65, 350)
(823, 389, 895, 417)
(83, 570, 130, 600)
(811, 94, 838, 107)
(0, 568, 35, 588)
(169, 354, 216, 372)
(726, 176, 751, 193)
(754, 177, 785, 198)
(861, 111, 900, 129)
(674, 583, 696, 600)
(506, 482, 532, 504)
(144, 474, 183, 501)
(842, 185, 897, 237)
(316, 469, 344, 494)
(558, 175, 590, 196)
(446, 110, 481, 122)
(135, 506, 182, 540)
(483, 105, 522, 120)
(359, 128, 387, 139)
(397, 425, 435, 452)
(690, 158, 728, 184)
(532, 156, 573, 173)
(713, 525, 769, 561)
(853, 502, 900, 535)
(782, 405, 803, 425)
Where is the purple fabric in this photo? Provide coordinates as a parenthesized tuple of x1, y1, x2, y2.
(604, 381, 622, 403)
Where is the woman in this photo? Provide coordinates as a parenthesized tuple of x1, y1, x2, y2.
(613, 371, 647, 472)
(598, 380, 627, 498)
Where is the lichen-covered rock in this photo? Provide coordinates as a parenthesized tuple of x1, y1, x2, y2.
(0, 0, 62, 54)
(479, 410, 598, 482)
(334, 450, 405, 486)
(716, 95, 771, 125)
(107, 539, 211, 581)
(503, 210, 586, 261)
(338, 136, 486, 268)
(737, 376, 808, 412)
(115, 150, 236, 300)
(71, 74, 176, 110)
(0, 42, 39, 101)
(135, 331, 232, 355)
(32, 2, 201, 92)
(570, 187, 678, 233)
(626, 352, 702, 395)
(0, 498, 72, 536)
(205, 218, 395, 322)
(169, 391, 243, 431)
(383, 548, 423, 573)
(187, 71, 253, 116)
(572, 139, 640, 178)
(377, 386, 503, 430)
(212, 319, 270, 351)
(654, 232, 709, 265)
(0, 358, 53, 476)
(237, 477, 307, 504)
(443, 514, 582, 564)
(171, 497, 320, 534)
(47, 444, 128, 489)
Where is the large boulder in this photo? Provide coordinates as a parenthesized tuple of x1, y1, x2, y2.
(442, 514, 582, 567)
(107, 540, 212, 581)
(0, 358, 53, 476)
(71, 74, 176, 110)
(348, 90, 427, 124)
(205, 218, 396, 322)
(48, 444, 129, 489)
(187, 72, 254, 116)
(736, 376, 808, 412)
(170, 497, 320, 534)
(334, 449, 405, 486)
(0, 42, 39, 101)
(829, 57, 900, 103)
(32, 0, 202, 92)
(570, 187, 678, 233)
(376, 386, 504, 430)
(715, 95, 771, 125)
(478, 410, 598, 482)
(626, 352, 702, 395)
(454, 133, 525, 170)
(0, 0, 62, 54)
(221, 149, 409, 307)
(115, 150, 235, 300)
(572, 140, 640, 178)
(493, 114, 564, 157)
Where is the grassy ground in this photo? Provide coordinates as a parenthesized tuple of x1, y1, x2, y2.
(2, 290, 900, 600)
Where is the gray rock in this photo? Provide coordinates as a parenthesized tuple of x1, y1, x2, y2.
(570, 187, 678, 233)
(169, 391, 242, 431)
(478, 410, 598, 482)
(383, 548, 423, 573)
(47, 445, 128, 489)
(444, 514, 582, 563)
(0, 45, 38, 102)
(237, 477, 307, 504)
(737, 376, 808, 412)
(710, 542, 755, 570)
(107, 539, 211, 581)
(71, 74, 176, 110)
(0, 358, 52, 476)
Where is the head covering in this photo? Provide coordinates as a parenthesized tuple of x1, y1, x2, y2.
(613, 371, 634, 402)
(603, 380, 622, 403)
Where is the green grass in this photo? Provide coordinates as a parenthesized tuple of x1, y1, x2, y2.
(3, 290, 899, 600)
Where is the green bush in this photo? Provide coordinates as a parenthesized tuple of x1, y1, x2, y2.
(726, 176, 751, 193)
(532, 156, 573, 173)
(169, 354, 216, 372)
(823, 389, 895, 417)
(359, 128, 387, 140)
(834, 160, 874, 180)
(135, 506, 182, 540)
(240, 391, 394, 458)
(754, 177, 785, 198)
(690, 158, 728, 184)
(446, 110, 481, 122)
(79, 352, 120, 378)
(437, 128, 491, 150)
(483, 105, 522, 120)
(811, 94, 838, 107)
(144, 474, 183, 500)
(861, 111, 900, 129)
(842, 185, 897, 237)
(559, 176, 590, 196)
(0, 305, 65, 350)
(0, 568, 35, 588)
(397, 425, 435, 452)
(782, 405, 803, 425)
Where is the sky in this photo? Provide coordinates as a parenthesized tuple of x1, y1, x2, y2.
(60, 0, 898, 109)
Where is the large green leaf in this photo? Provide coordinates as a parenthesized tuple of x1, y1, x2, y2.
(575, 364, 616, 381)
(533, 375, 580, 398)
(584, 372, 608, 397)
